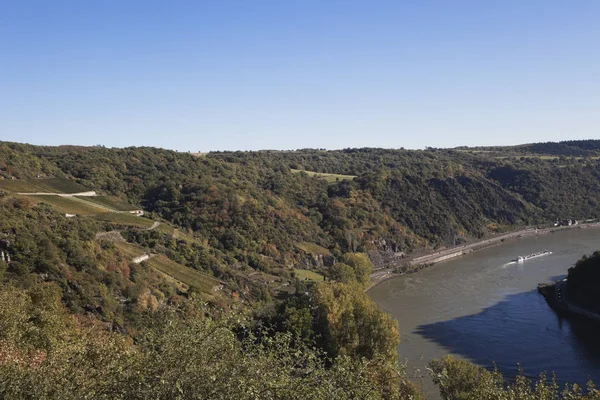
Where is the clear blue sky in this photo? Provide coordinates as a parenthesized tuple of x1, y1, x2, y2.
(1, 1, 599, 151)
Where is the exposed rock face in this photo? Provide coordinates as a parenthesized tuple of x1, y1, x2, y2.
(370, 238, 402, 253)
(95, 231, 126, 243)
(300, 253, 335, 269)
(368, 248, 406, 271)
(367, 237, 408, 270)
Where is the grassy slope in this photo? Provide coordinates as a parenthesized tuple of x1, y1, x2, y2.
(293, 268, 325, 282)
(295, 241, 332, 256)
(92, 213, 155, 228)
(108, 233, 221, 295)
(23, 195, 108, 215)
(172, 229, 205, 246)
(145, 255, 219, 293)
(290, 169, 356, 183)
(77, 195, 139, 211)
(156, 223, 175, 235)
(114, 242, 147, 259)
(0, 178, 88, 193)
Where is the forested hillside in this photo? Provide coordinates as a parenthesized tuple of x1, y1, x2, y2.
(455, 139, 600, 157)
(5, 143, 598, 251)
(2, 141, 600, 312)
(567, 251, 600, 313)
(1, 140, 600, 398)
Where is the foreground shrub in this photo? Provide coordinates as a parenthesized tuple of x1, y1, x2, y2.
(0, 287, 420, 400)
(429, 355, 600, 400)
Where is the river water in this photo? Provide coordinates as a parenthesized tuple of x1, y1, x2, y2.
(369, 227, 600, 398)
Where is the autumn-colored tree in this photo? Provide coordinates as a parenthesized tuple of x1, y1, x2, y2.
(328, 262, 356, 284)
(312, 281, 399, 362)
(341, 252, 373, 286)
(0, 289, 421, 400)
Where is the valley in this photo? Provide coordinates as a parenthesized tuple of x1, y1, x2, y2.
(0, 139, 600, 398)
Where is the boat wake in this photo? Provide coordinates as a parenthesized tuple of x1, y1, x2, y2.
(511, 250, 552, 263)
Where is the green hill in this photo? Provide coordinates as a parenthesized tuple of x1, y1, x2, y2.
(1, 140, 600, 399)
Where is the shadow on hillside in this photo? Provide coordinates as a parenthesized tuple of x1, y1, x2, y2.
(415, 289, 600, 386)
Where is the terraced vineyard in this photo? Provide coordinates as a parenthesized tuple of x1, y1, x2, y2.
(93, 212, 155, 228)
(24, 195, 108, 215)
(113, 242, 147, 259)
(76, 195, 139, 211)
(0, 178, 89, 193)
(155, 223, 175, 235)
(145, 255, 220, 294)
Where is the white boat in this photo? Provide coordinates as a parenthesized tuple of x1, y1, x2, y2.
(513, 250, 552, 263)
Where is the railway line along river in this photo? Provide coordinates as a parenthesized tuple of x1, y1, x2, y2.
(369, 227, 600, 398)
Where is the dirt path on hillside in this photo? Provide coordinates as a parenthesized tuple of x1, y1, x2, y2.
(16, 191, 97, 197)
(147, 221, 160, 231)
(68, 196, 116, 212)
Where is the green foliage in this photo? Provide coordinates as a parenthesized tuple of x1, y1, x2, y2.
(326, 253, 372, 286)
(429, 355, 600, 400)
(293, 268, 325, 282)
(341, 252, 372, 286)
(77, 195, 139, 211)
(296, 241, 332, 256)
(0, 142, 62, 179)
(567, 251, 600, 313)
(328, 262, 357, 284)
(312, 282, 400, 362)
(0, 178, 88, 193)
(145, 255, 220, 294)
(0, 284, 72, 353)
(24, 195, 108, 215)
(92, 212, 155, 228)
(0, 295, 421, 400)
(0, 195, 182, 328)
(291, 168, 357, 183)
(486, 161, 600, 220)
(261, 280, 401, 368)
(2, 141, 600, 398)
(0, 198, 96, 275)
(113, 241, 146, 259)
(4, 141, 600, 263)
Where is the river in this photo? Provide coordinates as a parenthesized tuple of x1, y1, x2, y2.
(369, 227, 600, 398)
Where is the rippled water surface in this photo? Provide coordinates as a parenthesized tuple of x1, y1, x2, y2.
(369, 228, 600, 398)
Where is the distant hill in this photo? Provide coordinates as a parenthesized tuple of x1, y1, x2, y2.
(1, 140, 600, 319)
(455, 139, 600, 157)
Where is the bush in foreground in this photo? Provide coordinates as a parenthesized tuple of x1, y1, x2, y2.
(0, 283, 420, 400)
(429, 355, 600, 400)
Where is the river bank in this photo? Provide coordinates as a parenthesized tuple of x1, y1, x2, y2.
(539, 279, 600, 323)
(367, 222, 600, 292)
(368, 227, 600, 398)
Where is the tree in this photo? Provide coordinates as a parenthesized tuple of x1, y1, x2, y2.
(341, 252, 372, 286)
(329, 262, 356, 284)
(312, 282, 399, 362)
(0, 295, 421, 399)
